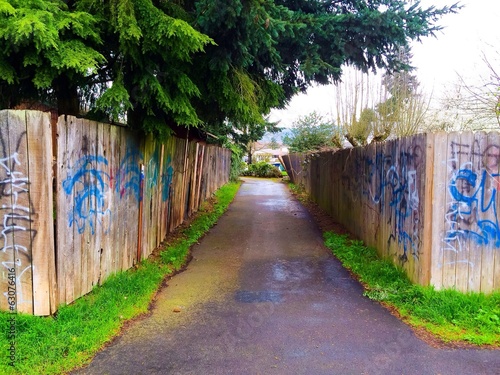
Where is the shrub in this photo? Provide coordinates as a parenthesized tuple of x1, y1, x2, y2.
(241, 161, 282, 178)
(228, 145, 246, 181)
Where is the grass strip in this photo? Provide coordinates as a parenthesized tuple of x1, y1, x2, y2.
(0, 181, 241, 375)
(324, 232, 500, 347)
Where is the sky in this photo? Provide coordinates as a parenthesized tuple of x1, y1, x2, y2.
(268, 0, 500, 127)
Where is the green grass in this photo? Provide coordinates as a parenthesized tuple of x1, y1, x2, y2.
(324, 232, 500, 346)
(0, 181, 241, 375)
(286, 182, 308, 202)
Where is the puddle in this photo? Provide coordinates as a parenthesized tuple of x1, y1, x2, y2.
(235, 290, 282, 303)
(257, 199, 308, 217)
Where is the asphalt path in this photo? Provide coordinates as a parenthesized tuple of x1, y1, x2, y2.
(75, 178, 500, 375)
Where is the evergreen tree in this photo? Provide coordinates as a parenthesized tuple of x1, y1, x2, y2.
(283, 112, 341, 152)
(0, 0, 459, 139)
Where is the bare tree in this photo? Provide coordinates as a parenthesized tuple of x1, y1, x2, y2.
(441, 53, 500, 130)
(333, 48, 431, 147)
(334, 67, 383, 147)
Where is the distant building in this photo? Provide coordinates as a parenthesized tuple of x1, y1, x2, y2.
(253, 146, 289, 163)
(243, 141, 289, 165)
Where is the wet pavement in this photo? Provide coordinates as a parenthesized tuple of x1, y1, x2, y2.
(75, 178, 500, 375)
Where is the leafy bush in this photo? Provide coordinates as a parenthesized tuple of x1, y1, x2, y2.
(229, 146, 244, 181)
(241, 161, 282, 178)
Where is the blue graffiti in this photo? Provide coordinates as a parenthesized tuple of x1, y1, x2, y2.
(63, 155, 111, 235)
(146, 148, 160, 192)
(162, 155, 174, 202)
(446, 168, 500, 247)
(116, 145, 143, 201)
(364, 145, 422, 261)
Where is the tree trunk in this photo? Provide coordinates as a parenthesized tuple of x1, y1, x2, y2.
(55, 75, 80, 116)
(345, 133, 360, 148)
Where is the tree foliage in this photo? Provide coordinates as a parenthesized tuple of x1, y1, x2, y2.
(0, 0, 212, 135)
(0, 0, 104, 111)
(283, 112, 341, 152)
(0, 0, 459, 139)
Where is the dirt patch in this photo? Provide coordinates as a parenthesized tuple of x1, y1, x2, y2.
(286, 182, 499, 351)
(95, 195, 220, 351)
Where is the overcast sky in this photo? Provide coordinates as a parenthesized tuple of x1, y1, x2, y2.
(269, 0, 500, 127)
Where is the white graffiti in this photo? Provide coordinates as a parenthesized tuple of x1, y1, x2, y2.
(0, 152, 35, 307)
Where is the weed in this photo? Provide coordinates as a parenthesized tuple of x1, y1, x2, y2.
(286, 182, 308, 202)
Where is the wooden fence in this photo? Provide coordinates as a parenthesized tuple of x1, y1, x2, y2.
(0, 110, 231, 315)
(282, 132, 500, 294)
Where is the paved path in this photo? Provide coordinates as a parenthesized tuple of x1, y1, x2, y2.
(76, 178, 500, 375)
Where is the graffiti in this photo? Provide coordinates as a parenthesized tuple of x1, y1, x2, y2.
(0, 132, 36, 307)
(444, 141, 500, 249)
(63, 155, 111, 235)
(115, 145, 142, 201)
(146, 148, 160, 192)
(363, 143, 423, 262)
(161, 155, 174, 202)
(341, 155, 364, 202)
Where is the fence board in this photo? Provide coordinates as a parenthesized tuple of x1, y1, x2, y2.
(381, 140, 393, 262)
(6, 111, 33, 313)
(429, 133, 448, 289)
(58, 116, 79, 303)
(141, 134, 152, 258)
(442, 132, 461, 289)
(452, 132, 470, 292)
(0, 111, 14, 313)
(27, 111, 57, 315)
(464, 132, 484, 292)
(73, 118, 85, 300)
(109, 124, 120, 274)
(401, 136, 415, 282)
(420, 133, 433, 286)
(55, 116, 68, 304)
(0, 112, 25, 312)
(479, 131, 498, 293)
(97, 121, 109, 284)
(195, 144, 205, 209)
(120, 128, 132, 267)
(413, 134, 427, 284)
(490, 131, 500, 292)
(161, 137, 175, 238)
(158, 143, 166, 246)
(123, 126, 136, 266)
(189, 142, 199, 215)
(80, 119, 91, 296)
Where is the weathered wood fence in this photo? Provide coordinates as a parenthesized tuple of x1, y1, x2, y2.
(0, 110, 231, 315)
(283, 132, 500, 294)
